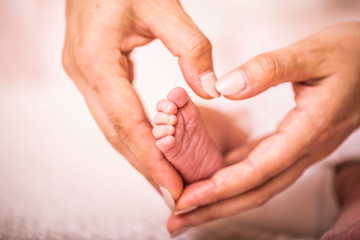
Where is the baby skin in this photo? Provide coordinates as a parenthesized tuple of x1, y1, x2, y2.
(153, 87, 224, 184)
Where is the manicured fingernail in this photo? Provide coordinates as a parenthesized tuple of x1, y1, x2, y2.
(160, 186, 175, 210)
(200, 71, 220, 98)
(174, 206, 198, 215)
(215, 70, 247, 95)
(171, 226, 191, 238)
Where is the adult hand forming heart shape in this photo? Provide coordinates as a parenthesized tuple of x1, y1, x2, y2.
(62, 1, 360, 235)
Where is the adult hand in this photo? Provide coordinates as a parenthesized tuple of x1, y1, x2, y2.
(168, 22, 360, 234)
(62, 0, 218, 203)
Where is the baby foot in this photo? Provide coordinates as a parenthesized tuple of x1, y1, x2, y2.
(153, 87, 224, 184)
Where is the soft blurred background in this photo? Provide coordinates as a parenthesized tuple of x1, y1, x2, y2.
(1, 0, 360, 239)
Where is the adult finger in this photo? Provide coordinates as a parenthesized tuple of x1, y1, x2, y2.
(65, 46, 184, 204)
(175, 91, 330, 210)
(167, 154, 314, 235)
(215, 36, 330, 99)
(136, 0, 220, 99)
(223, 137, 265, 166)
(169, 112, 359, 233)
(81, 83, 158, 183)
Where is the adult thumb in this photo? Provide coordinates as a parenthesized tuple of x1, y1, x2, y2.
(215, 43, 327, 99)
(139, 1, 220, 99)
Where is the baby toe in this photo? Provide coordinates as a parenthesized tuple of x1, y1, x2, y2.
(156, 99, 178, 115)
(154, 112, 177, 125)
(156, 135, 176, 152)
(167, 87, 190, 108)
(152, 125, 175, 139)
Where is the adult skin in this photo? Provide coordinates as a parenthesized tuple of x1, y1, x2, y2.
(62, 0, 216, 203)
(169, 22, 360, 235)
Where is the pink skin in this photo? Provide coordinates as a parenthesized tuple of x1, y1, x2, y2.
(320, 161, 360, 240)
(153, 87, 224, 184)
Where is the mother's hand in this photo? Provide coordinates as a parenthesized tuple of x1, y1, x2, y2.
(168, 22, 360, 234)
(62, 0, 217, 203)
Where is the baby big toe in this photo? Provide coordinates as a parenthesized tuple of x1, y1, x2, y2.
(167, 87, 190, 108)
(156, 99, 178, 115)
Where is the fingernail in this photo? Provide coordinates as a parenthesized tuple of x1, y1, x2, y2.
(160, 186, 175, 210)
(171, 226, 191, 238)
(215, 70, 247, 96)
(200, 71, 220, 98)
(174, 206, 198, 215)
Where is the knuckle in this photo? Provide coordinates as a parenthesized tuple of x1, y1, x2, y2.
(72, 40, 125, 93)
(71, 39, 108, 93)
(254, 52, 283, 84)
(112, 117, 149, 143)
(62, 37, 104, 90)
(184, 32, 212, 58)
(72, 37, 95, 72)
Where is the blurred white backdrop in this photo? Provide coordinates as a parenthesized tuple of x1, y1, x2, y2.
(1, 0, 360, 239)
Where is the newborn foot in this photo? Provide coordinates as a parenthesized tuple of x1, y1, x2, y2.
(153, 87, 224, 184)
